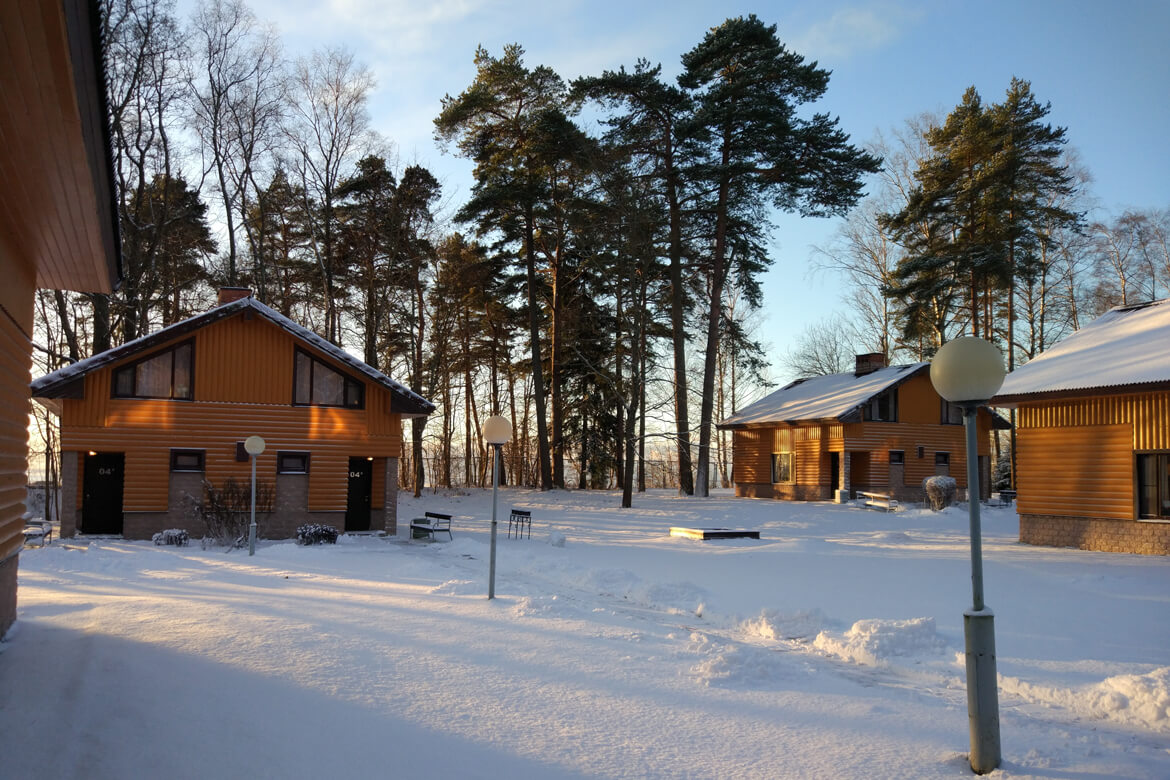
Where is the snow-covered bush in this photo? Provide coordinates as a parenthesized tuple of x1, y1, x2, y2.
(922, 476, 957, 511)
(152, 529, 189, 547)
(183, 479, 274, 548)
(296, 524, 339, 545)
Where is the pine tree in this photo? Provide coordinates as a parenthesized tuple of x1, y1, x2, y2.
(572, 60, 698, 495)
(435, 44, 573, 490)
(679, 15, 881, 495)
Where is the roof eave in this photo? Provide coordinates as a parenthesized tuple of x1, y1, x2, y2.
(992, 379, 1170, 408)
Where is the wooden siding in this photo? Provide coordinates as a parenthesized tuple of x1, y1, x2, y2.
(842, 421, 984, 488)
(58, 313, 405, 513)
(0, 1, 116, 292)
(1018, 392, 1170, 450)
(1016, 425, 1133, 519)
(897, 373, 944, 424)
(731, 371, 996, 497)
(732, 429, 771, 485)
(0, 291, 33, 564)
(1013, 391, 1170, 521)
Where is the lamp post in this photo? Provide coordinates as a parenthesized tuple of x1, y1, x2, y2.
(244, 435, 266, 556)
(483, 415, 512, 599)
(930, 337, 1005, 775)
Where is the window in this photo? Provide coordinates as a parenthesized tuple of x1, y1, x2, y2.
(941, 400, 964, 425)
(113, 341, 194, 400)
(277, 451, 311, 474)
(170, 449, 205, 472)
(293, 349, 364, 408)
(863, 389, 898, 422)
(935, 452, 950, 466)
(1138, 453, 1170, 520)
(889, 450, 905, 465)
(771, 452, 794, 483)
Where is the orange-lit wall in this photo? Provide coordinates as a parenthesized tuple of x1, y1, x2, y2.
(731, 373, 994, 499)
(58, 312, 404, 513)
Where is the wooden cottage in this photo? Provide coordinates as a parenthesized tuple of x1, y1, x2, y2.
(992, 299, 1170, 555)
(718, 354, 1006, 501)
(1, 1, 122, 636)
(32, 292, 434, 541)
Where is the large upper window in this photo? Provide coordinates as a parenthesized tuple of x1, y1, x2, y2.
(113, 341, 194, 400)
(941, 400, 964, 425)
(293, 349, 364, 408)
(1138, 453, 1170, 520)
(771, 452, 794, 483)
(863, 388, 898, 422)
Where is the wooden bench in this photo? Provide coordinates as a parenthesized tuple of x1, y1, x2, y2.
(857, 491, 898, 512)
(410, 512, 453, 540)
(508, 509, 531, 539)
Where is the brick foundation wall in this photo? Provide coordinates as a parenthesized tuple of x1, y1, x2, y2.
(735, 483, 829, 501)
(1020, 514, 1170, 556)
(0, 553, 16, 638)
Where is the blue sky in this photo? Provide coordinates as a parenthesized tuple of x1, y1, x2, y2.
(241, 0, 1170, 387)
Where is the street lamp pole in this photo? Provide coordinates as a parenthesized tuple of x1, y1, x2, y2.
(930, 337, 1005, 775)
(244, 435, 266, 556)
(482, 416, 512, 600)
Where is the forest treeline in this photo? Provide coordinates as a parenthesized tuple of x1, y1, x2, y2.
(32, 0, 1170, 504)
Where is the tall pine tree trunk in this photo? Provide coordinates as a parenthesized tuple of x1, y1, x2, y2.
(524, 205, 553, 489)
(667, 168, 694, 495)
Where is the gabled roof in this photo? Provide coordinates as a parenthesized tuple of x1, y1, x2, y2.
(31, 297, 434, 417)
(718, 363, 929, 429)
(993, 298, 1170, 406)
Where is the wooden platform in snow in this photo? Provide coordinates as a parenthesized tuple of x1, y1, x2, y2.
(669, 527, 760, 540)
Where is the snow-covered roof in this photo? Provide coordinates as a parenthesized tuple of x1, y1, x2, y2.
(993, 298, 1170, 405)
(718, 363, 929, 428)
(31, 296, 434, 416)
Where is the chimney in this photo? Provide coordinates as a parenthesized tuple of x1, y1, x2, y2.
(854, 352, 885, 376)
(217, 287, 252, 305)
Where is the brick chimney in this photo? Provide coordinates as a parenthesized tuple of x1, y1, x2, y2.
(854, 352, 886, 376)
(217, 287, 252, 305)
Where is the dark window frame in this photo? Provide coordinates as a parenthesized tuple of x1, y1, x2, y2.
(277, 450, 311, 474)
(1137, 452, 1170, 520)
(771, 452, 794, 484)
(111, 339, 195, 400)
(935, 452, 950, 466)
(292, 347, 365, 409)
(889, 450, 905, 465)
(862, 388, 898, 422)
(941, 400, 964, 425)
(169, 449, 205, 472)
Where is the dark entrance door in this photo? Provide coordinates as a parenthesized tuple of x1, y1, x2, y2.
(829, 452, 840, 497)
(82, 452, 124, 534)
(345, 457, 373, 532)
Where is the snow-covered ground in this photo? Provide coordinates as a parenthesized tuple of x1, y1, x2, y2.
(3, 489, 1168, 779)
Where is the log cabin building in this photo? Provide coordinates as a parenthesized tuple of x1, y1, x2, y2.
(992, 299, 1170, 555)
(32, 291, 434, 541)
(719, 354, 1005, 502)
(1, 1, 123, 637)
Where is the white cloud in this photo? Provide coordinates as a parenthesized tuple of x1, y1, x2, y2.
(790, 4, 919, 62)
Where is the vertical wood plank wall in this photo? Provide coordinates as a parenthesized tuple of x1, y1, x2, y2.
(1016, 391, 1170, 520)
(58, 313, 404, 513)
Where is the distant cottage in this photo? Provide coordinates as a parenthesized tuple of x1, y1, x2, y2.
(32, 290, 433, 541)
(718, 354, 1007, 502)
(993, 299, 1170, 555)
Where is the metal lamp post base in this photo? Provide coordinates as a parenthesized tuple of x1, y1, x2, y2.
(964, 608, 1001, 774)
